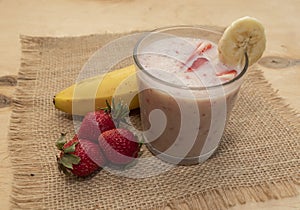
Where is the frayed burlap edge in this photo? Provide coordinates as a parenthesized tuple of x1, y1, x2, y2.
(152, 180, 300, 210)
(8, 35, 300, 210)
(8, 35, 45, 209)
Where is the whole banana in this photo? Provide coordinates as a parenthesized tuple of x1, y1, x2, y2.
(53, 65, 139, 116)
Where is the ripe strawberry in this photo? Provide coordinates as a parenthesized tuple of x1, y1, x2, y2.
(78, 100, 129, 142)
(56, 134, 106, 177)
(98, 128, 140, 165)
(78, 110, 115, 142)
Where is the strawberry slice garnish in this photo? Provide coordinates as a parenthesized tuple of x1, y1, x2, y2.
(182, 42, 213, 68)
(198, 43, 212, 54)
(216, 70, 238, 81)
(185, 57, 208, 72)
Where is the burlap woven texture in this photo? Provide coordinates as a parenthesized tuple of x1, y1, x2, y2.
(9, 26, 300, 210)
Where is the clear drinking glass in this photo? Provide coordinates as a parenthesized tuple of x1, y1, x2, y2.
(133, 26, 248, 165)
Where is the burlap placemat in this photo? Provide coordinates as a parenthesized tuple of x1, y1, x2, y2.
(9, 27, 300, 210)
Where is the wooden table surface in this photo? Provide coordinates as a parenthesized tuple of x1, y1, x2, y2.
(0, 0, 299, 209)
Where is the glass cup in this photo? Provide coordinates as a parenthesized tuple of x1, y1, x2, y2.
(133, 26, 248, 165)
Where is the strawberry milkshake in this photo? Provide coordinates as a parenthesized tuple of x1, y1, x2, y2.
(133, 26, 248, 165)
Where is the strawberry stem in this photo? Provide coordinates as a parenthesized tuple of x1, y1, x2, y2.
(110, 99, 130, 127)
(101, 99, 130, 127)
(55, 133, 68, 150)
(56, 137, 81, 176)
(63, 141, 78, 153)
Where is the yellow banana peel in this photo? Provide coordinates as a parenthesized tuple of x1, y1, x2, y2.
(53, 65, 139, 116)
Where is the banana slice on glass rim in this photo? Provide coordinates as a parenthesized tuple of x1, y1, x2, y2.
(218, 16, 266, 67)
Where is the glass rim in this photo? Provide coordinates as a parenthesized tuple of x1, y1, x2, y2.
(133, 25, 248, 91)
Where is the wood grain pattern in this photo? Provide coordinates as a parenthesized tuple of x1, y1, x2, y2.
(0, 94, 11, 108)
(259, 56, 300, 69)
(0, 75, 17, 86)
